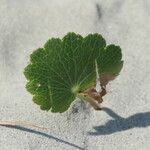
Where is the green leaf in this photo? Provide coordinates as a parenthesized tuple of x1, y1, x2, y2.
(24, 32, 123, 113)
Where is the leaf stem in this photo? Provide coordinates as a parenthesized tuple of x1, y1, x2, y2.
(77, 93, 101, 110)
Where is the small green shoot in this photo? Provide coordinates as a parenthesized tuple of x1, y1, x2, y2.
(24, 32, 123, 113)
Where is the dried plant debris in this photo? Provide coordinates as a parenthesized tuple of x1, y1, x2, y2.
(24, 32, 123, 113)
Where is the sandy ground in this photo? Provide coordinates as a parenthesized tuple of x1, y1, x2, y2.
(0, 0, 150, 150)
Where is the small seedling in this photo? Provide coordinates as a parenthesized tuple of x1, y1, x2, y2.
(24, 32, 123, 113)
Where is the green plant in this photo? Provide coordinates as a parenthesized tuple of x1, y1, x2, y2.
(24, 32, 123, 113)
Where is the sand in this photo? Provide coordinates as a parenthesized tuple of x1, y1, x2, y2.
(0, 0, 150, 149)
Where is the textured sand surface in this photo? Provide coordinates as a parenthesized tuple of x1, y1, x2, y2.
(0, 0, 150, 150)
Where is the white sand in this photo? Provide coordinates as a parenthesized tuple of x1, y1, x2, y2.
(0, 0, 150, 149)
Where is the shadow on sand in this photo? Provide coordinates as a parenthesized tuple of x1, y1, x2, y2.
(89, 107, 150, 135)
(0, 124, 84, 150)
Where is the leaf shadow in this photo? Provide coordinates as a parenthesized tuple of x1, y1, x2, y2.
(0, 124, 84, 150)
(88, 107, 150, 135)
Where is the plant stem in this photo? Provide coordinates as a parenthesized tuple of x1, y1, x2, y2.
(77, 93, 101, 110)
(0, 120, 47, 130)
